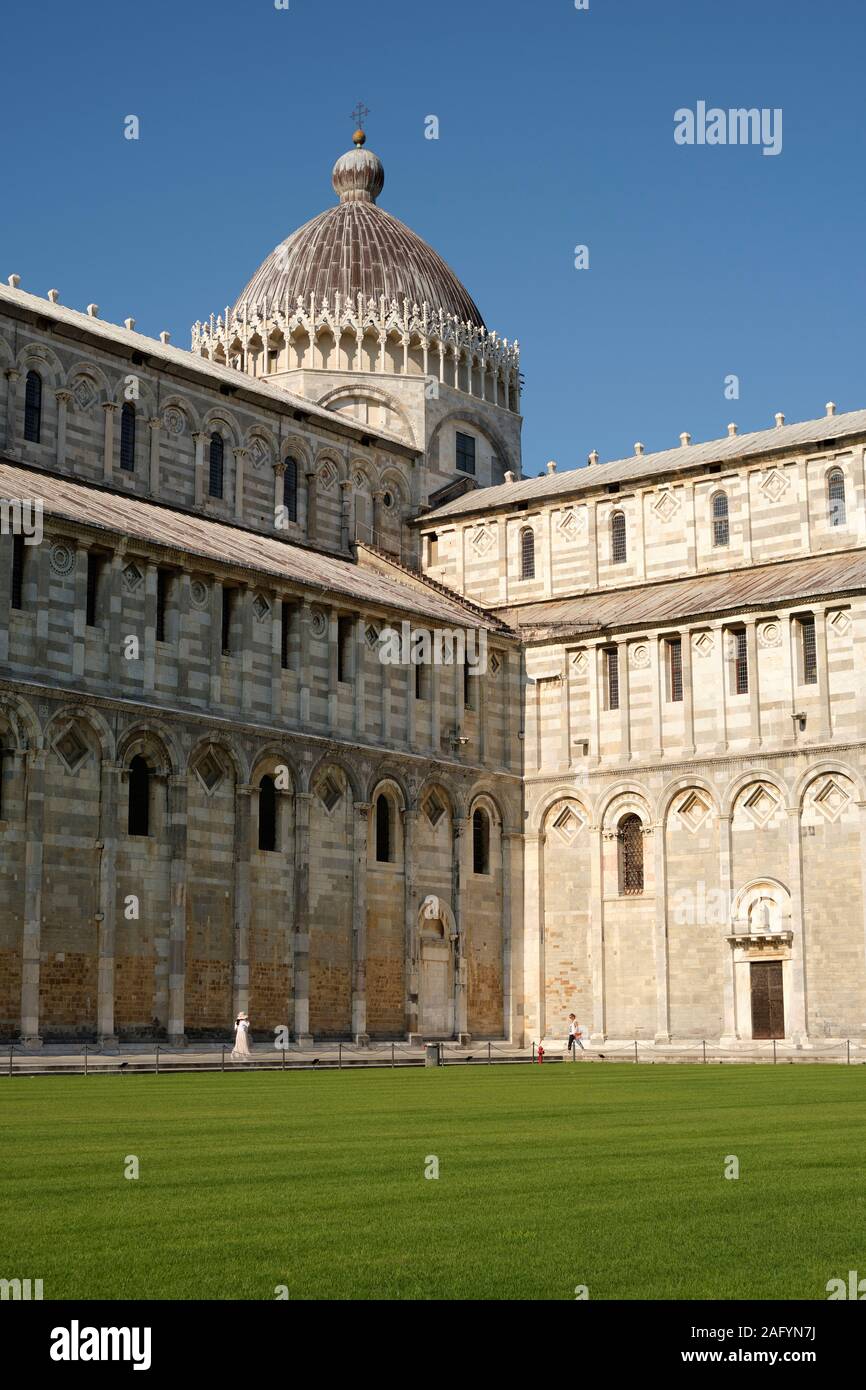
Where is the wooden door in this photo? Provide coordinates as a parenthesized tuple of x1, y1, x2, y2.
(750, 961, 784, 1040)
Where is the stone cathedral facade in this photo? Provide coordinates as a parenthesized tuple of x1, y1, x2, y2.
(1, 132, 865, 1049)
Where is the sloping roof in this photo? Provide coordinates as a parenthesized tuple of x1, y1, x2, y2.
(496, 550, 866, 639)
(420, 409, 866, 522)
(0, 460, 493, 628)
(0, 283, 418, 455)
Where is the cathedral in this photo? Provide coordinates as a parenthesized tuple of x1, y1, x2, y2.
(1, 128, 864, 1050)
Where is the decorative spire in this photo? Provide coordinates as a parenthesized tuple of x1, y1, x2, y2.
(332, 113, 384, 204)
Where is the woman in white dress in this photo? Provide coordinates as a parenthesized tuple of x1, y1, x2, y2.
(231, 1012, 252, 1061)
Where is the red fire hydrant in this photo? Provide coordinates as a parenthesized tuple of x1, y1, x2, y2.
(537, 1044, 544, 1064)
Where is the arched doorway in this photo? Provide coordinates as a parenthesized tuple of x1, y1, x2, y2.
(418, 896, 456, 1038)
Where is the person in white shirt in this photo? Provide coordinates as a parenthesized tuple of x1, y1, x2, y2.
(567, 1014, 585, 1054)
(231, 1012, 252, 1061)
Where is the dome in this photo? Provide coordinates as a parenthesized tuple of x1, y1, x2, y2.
(234, 134, 485, 328)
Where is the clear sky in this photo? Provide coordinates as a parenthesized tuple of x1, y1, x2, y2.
(4, 0, 865, 477)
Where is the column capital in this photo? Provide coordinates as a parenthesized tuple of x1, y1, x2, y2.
(54, 388, 73, 405)
(148, 416, 162, 431)
(5, 367, 20, 382)
(102, 400, 119, 414)
(273, 460, 286, 477)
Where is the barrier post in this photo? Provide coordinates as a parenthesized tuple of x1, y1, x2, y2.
(702, 1040, 707, 1064)
(281, 1045, 285, 1071)
(391, 1042, 395, 1069)
(84, 1044, 88, 1078)
(8, 1045, 12, 1078)
(532, 1041, 536, 1063)
(488, 1041, 491, 1065)
(772, 1039, 777, 1065)
(634, 1040, 639, 1064)
(338, 1042, 342, 1070)
(221, 1045, 225, 1072)
(156, 1044, 160, 1075)
(847, 1039, 851, 1066)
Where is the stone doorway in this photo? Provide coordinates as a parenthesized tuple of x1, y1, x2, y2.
(750, 960, 785, 1040)
(418, 896, 456, 1038)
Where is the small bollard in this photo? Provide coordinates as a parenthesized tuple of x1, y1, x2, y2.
(532, 1041, 536, 1063)
(84, 1044, 88, 1078)
(847, 1039, 851, 1065)
(634, 1040, 639, 1064)
(391, 1041, 395, 1068)
(338, 1042, 342, 1070)
(488, 1041, 491, 1065)
(155, 1044, 160, 1075)
(281, 1045, 285, 1071)
(772, 1038, 777, 1065)
(221, 1045, 225, 1072)
(8, 1045, 13, 1078)
(702, 1039, 707, 1064)
(425, 1043, 441, 1068)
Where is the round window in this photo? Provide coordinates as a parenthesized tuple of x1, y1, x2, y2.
(383, 491, 394, 509)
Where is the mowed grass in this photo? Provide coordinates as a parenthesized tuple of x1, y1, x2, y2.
(1, 1064, 864, 1300)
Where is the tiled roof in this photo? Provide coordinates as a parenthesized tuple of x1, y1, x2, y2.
(0, 460, 492, 628)
(497, 550, 866, 639)
(0, 284, 418, 455)
(420, 409, 866, 521)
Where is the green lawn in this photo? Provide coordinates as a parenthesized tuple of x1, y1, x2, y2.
(1, 1065, 863, 1300)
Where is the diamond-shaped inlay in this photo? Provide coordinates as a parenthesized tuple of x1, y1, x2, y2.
(759, 468, 790, 503)
(72, 378, 97, 411)
(557, 508, 584, 541)
(489, 652, 501, 675)
(248, 437, 269, 469)
(828, 609, 852, 638)
(318, 775, 342, 813)
(365, 624, 380, 649)
(552, 804, 585, 843)
(470, 525, 493, 557)
(742, 784, 779, 829)
(195, 750, 225, 794)
(424, 792, 446, 827)
(678, 791, 711, 833)
(571, 650, 588, 675)
(54, 725, 88, 774)
(653, 489, 680, 522)
(692, 631, 714, 659)
(123, 562, 144, 592)
(811, 778, 851, 824)
(318, 462, 336, 490)
(252, 593, 271, 623)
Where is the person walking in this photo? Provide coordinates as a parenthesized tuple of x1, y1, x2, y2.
(231, 1012, 252, 1062)
(567, 1014, 585, 1056)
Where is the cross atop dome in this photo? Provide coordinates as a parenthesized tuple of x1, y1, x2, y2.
(351, 100, 370, 146)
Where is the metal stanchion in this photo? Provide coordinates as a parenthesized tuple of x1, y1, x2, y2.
(84, 1044, 88, 1077)
(281, 1045, 285, 1071)
(156, 1044, 160, 1075)
(634, 1040, 639, 1064)
(702, 1040, 707, 1064)
(338, 1042, 342, 1070)
(847, 1039, 851, 1066)
(772, 1039, 777, 1065)
(391, 1042, 395, 1068)
(532, 1041, 536, 1062)
(221, 1045, 225, 1072)
(488, 1041, 491, 1065)
(8, 1045, 12, 1078)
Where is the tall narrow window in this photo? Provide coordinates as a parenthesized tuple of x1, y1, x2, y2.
(456, 431, 476, 475)
(221, 586, 234, 655)
(800, 615, 817, 685)
(11, 534, 25, 610)
(128, 756, 150, 837)
(280, 600, 294, 670)
(24, 370, 42, 443)
(472, 808, 490, 874)
(611, 511, 627, 564)
(86, 552, 104, 627)
(258, 775, 277, 851)
(618, 814, 644, 895)
(734, 628, 748, 695)
(828, 469, 846, 527)
(337, 616, 353, 682)
(283, 457, 298, 523)
(120, 402, 136, 471)
(209, 432, 224, 498)
(667, 637, 683, 703)
(606, 646, 620, 710)
(520, 527, 535, 580)
(375, 793, 392, 863)
(712, 492, 729, 548)
(156, 568, 170, 643)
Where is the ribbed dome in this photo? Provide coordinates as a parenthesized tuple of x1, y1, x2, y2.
(234, 137, 485, 328)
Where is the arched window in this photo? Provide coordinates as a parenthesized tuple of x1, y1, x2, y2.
(712, 491, 729, 547)
(128, 756, 151, 837)
(375, 793, 392, 863)
(828, 469, 846, 527)
(258, 775, 276, 852)
(283, 457, 298, 523)
(24, 370, 42, 443)
(618, 814, 644, 895)
(520, 527, 535, 580)
(120, 402, 136, 472)
(472, 807, 490, 874)
(610, 511, 627, 565)
(209, 432, 224, 498)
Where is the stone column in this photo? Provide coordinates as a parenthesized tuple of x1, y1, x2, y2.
(618, 637, 631, 761)
(327, 607, 338, 730)
(232, 785, 253, 1021)
(4, 369, 20, 452)
(522, 830, 543, 1042)
(497, 516, 508, 606)
(71, 542, 88, 681)
(272, 461, 285, 530)
(650, 634, 663, 758)
(588, 643, 601, 765)
(586, 499, 599, 589)
(711, 621, 728, 752)
(102, 402, 118, 481)
(815, 606, 832, 739)
(635, 490, 647, 582)
(233, 447, 247, 522)
(148, 416, 161, 495)
(430, 655, 441, 754)
(305, 469, 317, 542)
(786, 804, 808, 1041)
(55, 389, 72, 467)
(0, 530, 11, 663)
(292, 791, 313, 1044)
(500, 828, 514, 1041)
(209, 579, 223, 708)
(142, 562, 158, 695)
(298, 600, 311, 725)
(239, 582, 254, 712)
(746, 618, 761, 747)
(193, 433, 206, 507)
(34, 539, 51, 669)
(175, 570, 193, 705)
(354, 615, 366, 739)
(590, 827, 606, 1042)
(270, 592, 283, 721)
(741, 472, 753, 564)
(339, 478, 352, 551)
(372, 490, 385, 549)
(680, 625, 695, 754)
(718, 814, 736, 1043)
(452, 816, 469, 1041)
(167, 773, 188, 1044)
(20, 749, 46, 1046)
(96, 761, 120, 1046)
(352, 801, 371, 1043)
(652, 825, 670, 1041)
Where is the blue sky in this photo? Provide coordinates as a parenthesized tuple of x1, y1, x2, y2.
(4, 0, 865, 476)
